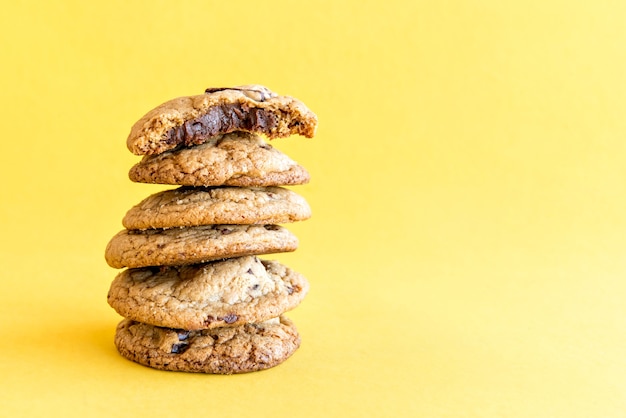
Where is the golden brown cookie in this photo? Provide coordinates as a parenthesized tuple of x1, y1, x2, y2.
(128, 132, 310, 187)
(107, 256, 309, 329)
(114, 316, 300, 374)
(104, 224, 298, 269)
(127, 85, 317, 156)
(122, 186, 311, 230)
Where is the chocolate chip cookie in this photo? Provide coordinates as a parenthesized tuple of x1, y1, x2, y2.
(122, 186, 311, 230)
(127, 85, 318, 156)
(114, 316, 300, 374)
(106, 84, 315, 373)
(128, 132, 310, 187)
(107, 256, 309, 329)
(105, 224, 298, 269)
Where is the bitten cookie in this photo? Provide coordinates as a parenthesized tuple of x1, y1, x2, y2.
(114, 316, 300, 374)
(122, 186, 311, 230)
(107, 256, 309, 330)
(105, 225, 298, 269)
(127, 85, 318, 156)
(128, 132, 310, 187)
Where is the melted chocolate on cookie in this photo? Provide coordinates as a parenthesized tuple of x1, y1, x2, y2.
(164, 103, 280, 149)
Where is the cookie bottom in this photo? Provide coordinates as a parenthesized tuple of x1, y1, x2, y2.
(114, 316, 300, 374)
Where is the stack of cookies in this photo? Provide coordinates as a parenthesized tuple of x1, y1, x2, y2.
(104, 85, 317, 374)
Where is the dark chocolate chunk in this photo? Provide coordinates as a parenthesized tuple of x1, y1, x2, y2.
(171, 343, 189, 354)
(204, 87, 272, 102)
(204, 87, 233, 94)
(223, 314, 238, 324)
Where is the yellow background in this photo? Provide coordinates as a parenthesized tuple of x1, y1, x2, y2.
(2, 1, 626, 416)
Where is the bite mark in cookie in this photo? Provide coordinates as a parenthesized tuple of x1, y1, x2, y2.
(127, 85, 317, 156)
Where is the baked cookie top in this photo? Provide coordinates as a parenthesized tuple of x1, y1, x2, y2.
(104, 224, 298, 269)
(128, 132, 310, 187)
(114, 316, 300, 374)
(108, 256, 309, 330)
(122, 186, 311, 230)
(127, 85, 317, 156)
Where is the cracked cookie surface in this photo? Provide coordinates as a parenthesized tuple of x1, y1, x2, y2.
(114, 316, 300, 374)
(105, 224, 298, 269)
(128, 132, 310, 186)
(122, 186, 311, 230)
(127, 84, 317, 156)
(107, 256, 309, 329)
